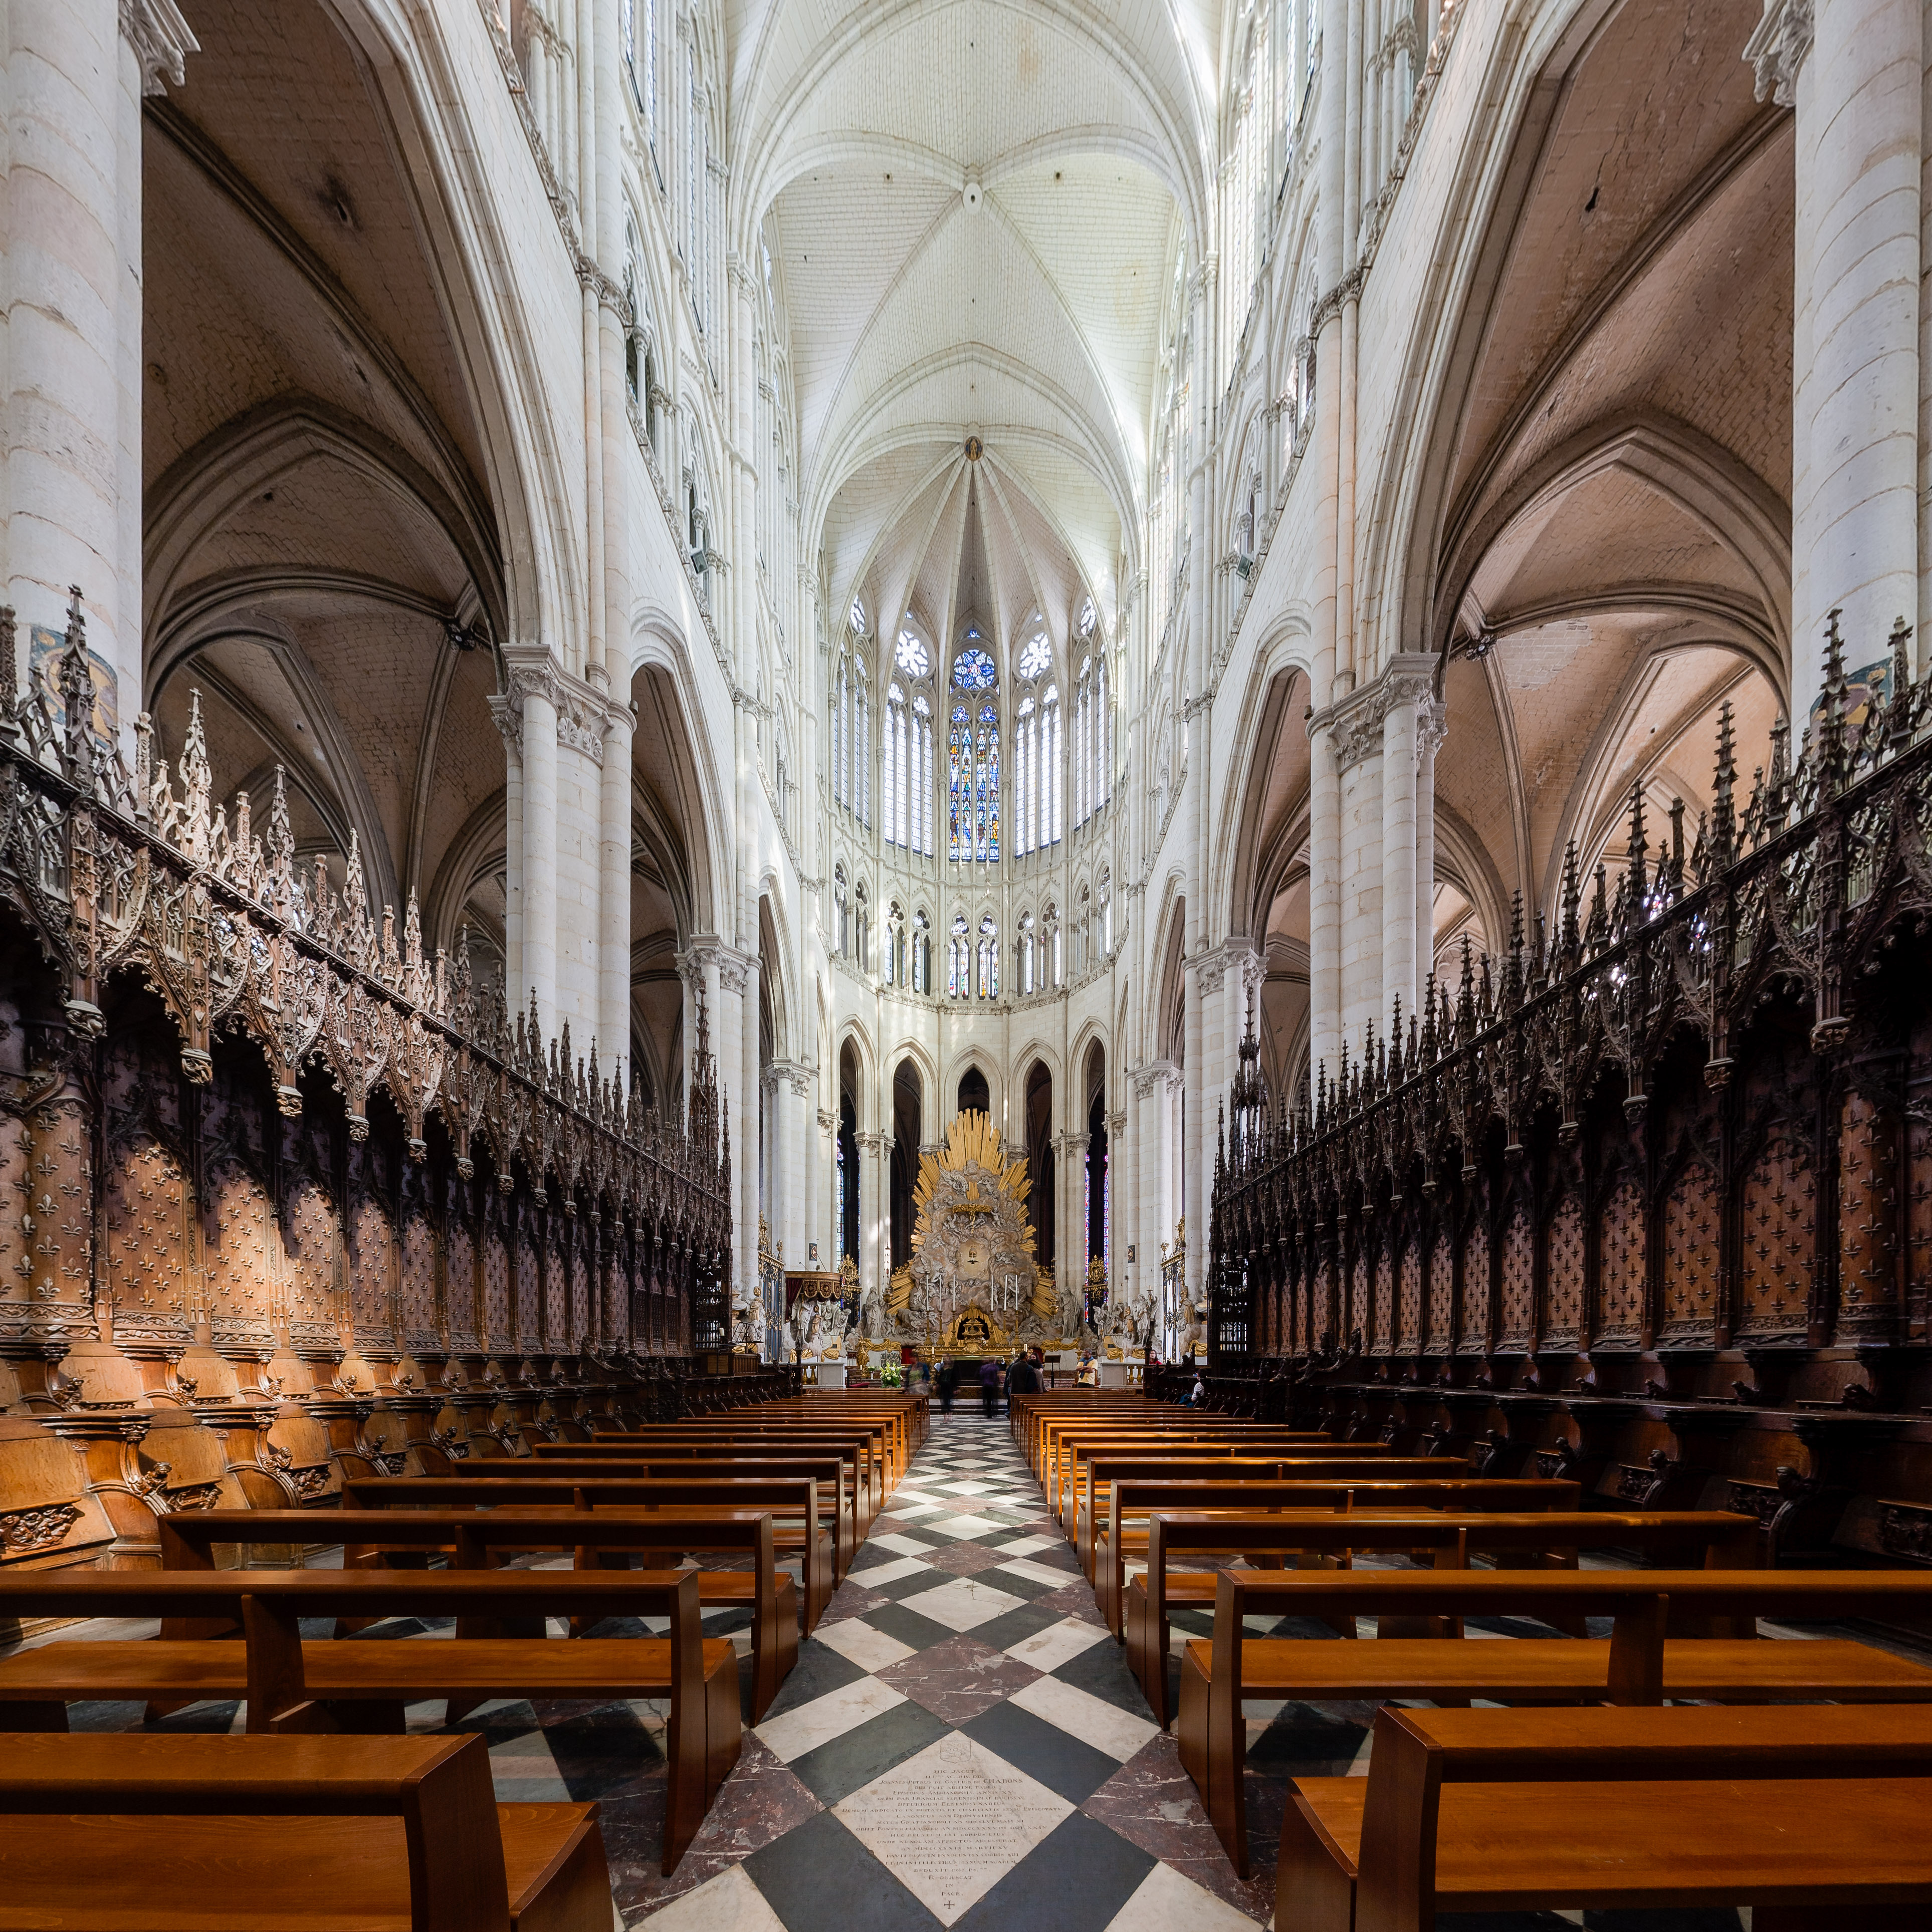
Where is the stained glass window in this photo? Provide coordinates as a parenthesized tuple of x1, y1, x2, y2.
(948, 704, 971, 862)
(1018, 631, 1050, 680)
(849, 596, 867, 634)
(948, 697, 998, 863)
(978, 702, 1000, 861)
(977, 914, 998, 999)
(896, 628, 929, 678)
(952, 648, 995, 689)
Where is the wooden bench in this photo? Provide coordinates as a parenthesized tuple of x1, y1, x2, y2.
(1280, 1703, 1932, 1932)
(0, 1567, 732, 1873)
(581, 1421, 900, 1499)
(538, 1434, 880, 1537)
(1085, 1466, 1565, 1591)
(441, 1456, 859, 1579)
(570, 1419, 898, 1499)
(158, 1506, 798, 1723)
(766, 1397, 921, 1475)
(1180, 1568, 1932, 1875)
(1013, 1397, 1165, 1472)
(0, 1730, 608, 1931)
(1128, 1508, 1760, 1724)
(1030, 1412, 1327, 1473)
(1045, 1428, 1344, 1519)
(1088, 1463, 1484, 1632)
(346, 1473, 838, 1629)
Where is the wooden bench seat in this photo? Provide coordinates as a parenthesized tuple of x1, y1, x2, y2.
(555, 1425, 892, 1508)
(1060, 1445, 1451, 1531)
(1127, 1507, 1760, 1722)
(159, 1506, 798, 1722)
(1086, 1471, 1574, 1590)
(0, 1568, 731, 1873)
(1279, 1703, 1932, 1932)
(0, 1731, 609, 1932)
(407, 1460, 856, 1582)
(1178, 1567, 1932, 1876)
(1048, 1431, 1351, 1521)
(536, 1438, 877, 1540)
(1088, 1468, 1506, 1633)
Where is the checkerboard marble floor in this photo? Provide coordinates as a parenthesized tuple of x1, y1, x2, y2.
(626, 1410, 1267, 1932)
(39, 1413, 1766, 1931)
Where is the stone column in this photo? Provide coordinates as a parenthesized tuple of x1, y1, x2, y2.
(1337, 733, 1384, 1054)
(489, 698, 525, 998)
(723, 947, 759, 1300)
(1181, 959, 1206, 1304)
(1056, 1128, 1092, 1297)
(1308, 722, 1342, 1082)
(518, 670, 559, 1028)
(775, 1065, 810, 1269)
(1749, 0, 1921, 702)
(857, 1130, 891, 1326)
(1381, 683, 1419, 1032)
(598, 698, 633, 1068)
(1103, 1109, 1125, 1290)
(5, 0, 194, 751)
(815, 1105, 836, 1269)
(1415, 697, 1445, 1009)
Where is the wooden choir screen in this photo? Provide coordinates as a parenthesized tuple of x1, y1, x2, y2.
(0, 599, 743, 1564)
(1203, 622, 1932, 1550)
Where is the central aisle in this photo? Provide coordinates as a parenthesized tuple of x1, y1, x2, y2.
(629, 1411, 1269, 1930)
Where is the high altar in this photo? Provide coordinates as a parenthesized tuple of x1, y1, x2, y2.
(886, 1112, 1085, 1355)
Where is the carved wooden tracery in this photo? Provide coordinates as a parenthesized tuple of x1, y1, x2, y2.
(1202, 624, 1932, 1541)
(0, 602, 733, 1466)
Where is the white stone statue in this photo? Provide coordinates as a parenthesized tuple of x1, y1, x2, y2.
(737, 1291, 767, 1352)
(1177, 1299, 1206, 1361)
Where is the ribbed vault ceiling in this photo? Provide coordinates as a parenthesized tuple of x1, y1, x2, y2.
(732, 0, 1207, 633)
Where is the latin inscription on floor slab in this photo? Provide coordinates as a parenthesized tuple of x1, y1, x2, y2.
(834, 1732, 1071, 1923)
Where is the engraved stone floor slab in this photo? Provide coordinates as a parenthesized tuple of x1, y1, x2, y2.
(832, 1730, 1071, 1924)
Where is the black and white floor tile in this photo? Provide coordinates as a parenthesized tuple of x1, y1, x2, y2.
(627, 1412, 1263, 1932)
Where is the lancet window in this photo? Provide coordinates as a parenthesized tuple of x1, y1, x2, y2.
(948, 639, 999, 863)
(1071, 627, 1110, 831)
(833, 651, 869, 823)
(948, 913, 969, 998)
(977, 914, 999, 999)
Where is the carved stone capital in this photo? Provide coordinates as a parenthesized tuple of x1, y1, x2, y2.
(1745, 0, 1811, 106)
(715, 944, 757, 999)
(497, 650, 609, 767)
(120, 0, 199, 94)
(1316, 654, 1443, 772)
(1131, 1057, 1180, 1102)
